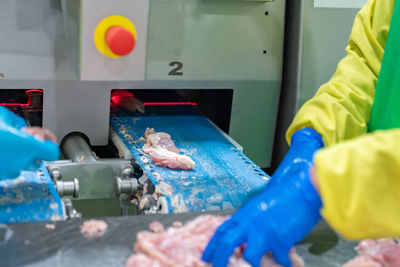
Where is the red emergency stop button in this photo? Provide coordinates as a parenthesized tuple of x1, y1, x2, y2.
(94, 15, 137, 58)
(105, 26, 135, 56)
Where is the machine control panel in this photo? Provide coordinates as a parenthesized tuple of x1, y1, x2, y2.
(66, 0, 150, 80)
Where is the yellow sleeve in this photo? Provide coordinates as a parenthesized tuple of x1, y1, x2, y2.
(315, 129, 400, 240)
(286, 0, 394, 146)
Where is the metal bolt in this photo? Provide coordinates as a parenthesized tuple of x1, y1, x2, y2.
(49, 167, 62, 181)
(63, 198, 82, 219)
(121, 165, 134, 179)
(114, 176, 138, 197)
(56, 178, 79, 198)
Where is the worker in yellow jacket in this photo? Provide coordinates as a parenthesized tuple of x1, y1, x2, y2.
(203, 0, 400, 266)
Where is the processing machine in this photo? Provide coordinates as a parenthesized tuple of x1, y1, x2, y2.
(0, 1, 374, 267)
(0, 0, 286, 222)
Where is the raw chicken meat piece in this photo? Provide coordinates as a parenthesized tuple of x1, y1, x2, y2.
(45, 223, 56, 230)
(79, 220, 108, 239)
(149, 221, 165, 233)
(125, 215, 304, 267)
(142, 128, 195, 170)
(172, 221, 183, 228)
(143, 128, 180, 154)
(150, 149, 195, 170)
(343, 238, 400, 267)
(126, 253, 162, 267)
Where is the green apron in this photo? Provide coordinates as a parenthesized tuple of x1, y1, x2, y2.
(368, 0, 400, 131)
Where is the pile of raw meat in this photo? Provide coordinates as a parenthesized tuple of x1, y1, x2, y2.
(142, 128, 195, 170)
(343, 238, 400, 267)
(125, 215, 304, 267)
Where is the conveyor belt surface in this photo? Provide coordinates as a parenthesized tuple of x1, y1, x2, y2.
(0, 163, 64, 223)
(110, 106, 269, 212)
(0, 212, 357, 267)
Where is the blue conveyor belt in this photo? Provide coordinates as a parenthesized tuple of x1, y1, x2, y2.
(111, 107, 270, 213)
(0, 163, 65, 223)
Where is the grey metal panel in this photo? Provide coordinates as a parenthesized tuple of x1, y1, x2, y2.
(80, 0, 150, 80)
(271, 0, 304, 169)
(299, 0, 360, 106)
(61, 0, 81, 76)
(146, 0, 285, 81)
(272, 0, 361, 168)
(0, 0, 62, 80)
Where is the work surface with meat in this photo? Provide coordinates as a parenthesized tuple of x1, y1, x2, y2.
(1, 212, 365, 267)
(126, 215, 304, 267)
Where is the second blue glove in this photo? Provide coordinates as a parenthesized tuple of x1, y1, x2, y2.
(271, 128, 324, 184)
(202, 163, 322, 267)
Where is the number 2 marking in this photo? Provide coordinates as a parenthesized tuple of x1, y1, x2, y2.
(168, 61, 183, 76)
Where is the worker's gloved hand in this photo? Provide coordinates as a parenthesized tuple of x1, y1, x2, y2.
(0, 106, 27, 129)
(0, 108, 59, 179)
(271, 128, 324, 185)
(202, 165, 322, 267)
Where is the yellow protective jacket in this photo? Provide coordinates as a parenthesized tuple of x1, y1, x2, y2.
(286, 0, 400, 240)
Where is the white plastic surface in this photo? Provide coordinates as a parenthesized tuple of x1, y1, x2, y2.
(314, 0, 367, 8)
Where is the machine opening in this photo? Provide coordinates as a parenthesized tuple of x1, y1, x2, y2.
(0, 89, 44, 126)
(110, 89, 234, 133)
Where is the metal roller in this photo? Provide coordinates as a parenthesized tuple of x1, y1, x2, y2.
(61, 134, 97, 163)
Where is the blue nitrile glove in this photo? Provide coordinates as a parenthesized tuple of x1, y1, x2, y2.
(0, 108, 59, 179)
(0, 106, 28, 129)
(202, 165, 322, 267)
(271, 128, 324, 185)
